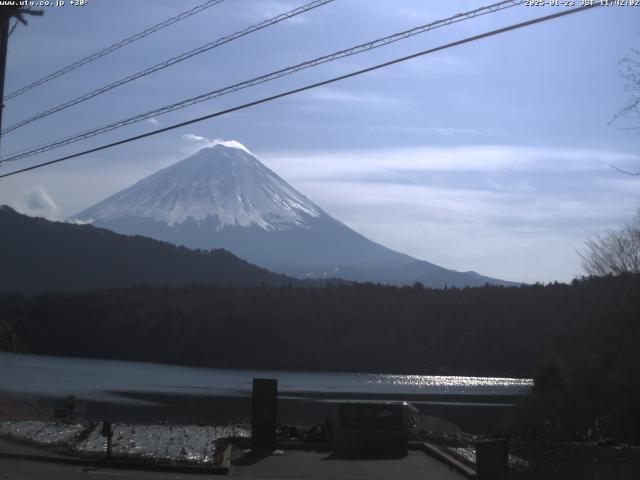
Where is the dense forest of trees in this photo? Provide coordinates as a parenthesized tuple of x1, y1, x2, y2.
(511, 274, 640, 442)
(2, 275, 636, 376)
(0, 281, 563, 374)
(2, 274, 639, 440)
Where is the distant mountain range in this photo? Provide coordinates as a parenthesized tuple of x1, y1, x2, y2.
(70, 143, 516, 288)
(0, 205, 298, 294)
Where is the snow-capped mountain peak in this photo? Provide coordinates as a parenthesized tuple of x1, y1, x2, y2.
(71, 143, 322, 230)
(68, 141, 515, 287)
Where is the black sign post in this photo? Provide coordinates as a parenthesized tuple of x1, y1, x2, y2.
(66, 395, 76, 423)
(53, 408, 67, 423)
(101, 420, 113, 466)
(251, 378, 277, 452)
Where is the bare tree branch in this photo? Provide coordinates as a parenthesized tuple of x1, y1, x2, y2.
(611, 164, 640, 176)
(610, 45, 640, 175)
(580, 211, 640, 276)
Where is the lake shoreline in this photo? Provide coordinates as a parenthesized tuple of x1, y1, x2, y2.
(1, 352, 531, 434)
(2, 389, 520, 435)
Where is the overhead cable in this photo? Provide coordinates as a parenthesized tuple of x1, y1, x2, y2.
(0, 0, 521, 161)
(0, 4, 600, 180)
(3, 0, 228, 102)
(1, 0, 335, 135)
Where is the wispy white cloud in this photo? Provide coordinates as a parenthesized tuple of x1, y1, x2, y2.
(12, 187, 59, 220)
(67, 218, 94, 225)
(303, 87, 406, 105)
(362, 124, 504, 137)
(182, 133, 211, 144)
(255, 120, 502, 137)
(262, 145, 639, 181)
(182, 134, 253, 155)
(294, 87, 408, 113)
(147, 118, 159, 126)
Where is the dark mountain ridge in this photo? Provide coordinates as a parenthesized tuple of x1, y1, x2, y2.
(0, 205, 299, 294)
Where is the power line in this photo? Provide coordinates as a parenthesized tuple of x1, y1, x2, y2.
(0, 0, 522, 162)
(0, 4, 600, 180)
(0, 6, 43, 138)
(2, 0, 227, 102)
(0, 0, 335, 135)
(7, 18, 18, 38)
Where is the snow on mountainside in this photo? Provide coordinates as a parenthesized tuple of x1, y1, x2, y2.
(74, 144, 321, 230)
(70, 142, 516, 287)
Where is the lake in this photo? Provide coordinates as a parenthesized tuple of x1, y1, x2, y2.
(1, 353, 531, 403)
(0, 353, 532, 431)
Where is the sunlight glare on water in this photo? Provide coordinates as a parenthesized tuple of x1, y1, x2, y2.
(0, 354, 532, 403)
(366, 374, 533, 395)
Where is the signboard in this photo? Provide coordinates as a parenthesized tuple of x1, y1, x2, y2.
(333, 402, 409, 457)
(340, 403, 403, 430)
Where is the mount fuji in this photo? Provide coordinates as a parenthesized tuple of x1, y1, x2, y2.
(70, 143, 514, 287)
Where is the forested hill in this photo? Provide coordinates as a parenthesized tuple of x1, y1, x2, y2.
(3, 274, 638, 379)
(0, 206, 298, 293)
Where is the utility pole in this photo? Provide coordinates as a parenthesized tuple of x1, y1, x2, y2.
(0, 6, 42, 145)
(0, 7, 18, 137)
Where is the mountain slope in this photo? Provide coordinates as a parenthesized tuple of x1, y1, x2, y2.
(74, 145, 323, 231)
(71, 143, 515, 287)
(0, 206, 298, 294)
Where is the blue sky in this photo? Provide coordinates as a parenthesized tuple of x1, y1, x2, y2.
(0, 0, 639, 283)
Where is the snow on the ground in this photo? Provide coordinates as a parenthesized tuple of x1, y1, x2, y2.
(0, 421, 249, 465)
(0, 420, 84, 446)
(448, 446, 529, 469)
(450, 446, 476, 464)
(75, 423, 249, 463)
